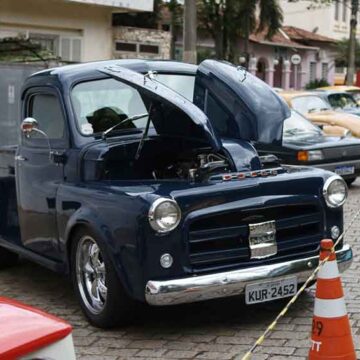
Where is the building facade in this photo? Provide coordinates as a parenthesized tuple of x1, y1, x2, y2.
(0, 0, 154, 62)
(246, 27, 336, 90)
(113, 26, 171, 60)
(281, 0, 353, 41)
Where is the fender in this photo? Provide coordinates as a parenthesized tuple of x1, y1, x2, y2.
(62, 206, 135, 299)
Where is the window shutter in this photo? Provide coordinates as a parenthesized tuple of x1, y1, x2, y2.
(60, 37, 82, 62)
(72, 38, 82, 62)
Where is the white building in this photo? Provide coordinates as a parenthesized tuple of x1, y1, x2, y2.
(0, 0, 154, 62)
(281, 0, 354, 41)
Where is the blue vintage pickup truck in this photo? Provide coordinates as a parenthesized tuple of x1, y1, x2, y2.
(0, 59, 352, 328)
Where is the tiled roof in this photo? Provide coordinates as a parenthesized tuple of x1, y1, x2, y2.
(249, 25, 336, 49)
(282, 26, 336, 43)
(249, 28, 317, 50)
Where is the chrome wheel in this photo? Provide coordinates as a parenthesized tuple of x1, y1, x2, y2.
(76, 236, 107, 314)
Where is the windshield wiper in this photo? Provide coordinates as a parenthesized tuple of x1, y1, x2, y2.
(284, 128, 320, 136)
(284, 128, 305, 135)
(102, 113, 149, 140)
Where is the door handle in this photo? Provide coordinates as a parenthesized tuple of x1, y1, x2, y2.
(15, 155, 27, 162)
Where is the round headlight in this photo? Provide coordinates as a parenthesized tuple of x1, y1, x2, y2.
(323, 176, 348, 208)
(149, 198, 181, 233)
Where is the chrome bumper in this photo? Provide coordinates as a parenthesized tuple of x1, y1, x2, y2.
(145, 244, 352, 306)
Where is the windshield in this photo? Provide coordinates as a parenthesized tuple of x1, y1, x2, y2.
(349, 90, 360, 101)
(291, 95, 330, 114)
(154, 74, 195, 101)
(71, 78, 152, 136)
(283, 110, 322, 138)
(327, 93, 358, 109)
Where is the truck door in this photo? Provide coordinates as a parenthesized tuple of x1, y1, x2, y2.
(15, 88, 68, 260)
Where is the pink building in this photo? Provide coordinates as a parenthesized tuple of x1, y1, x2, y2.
(246, 26, 336, 90)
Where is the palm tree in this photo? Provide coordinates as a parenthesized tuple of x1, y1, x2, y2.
(198, 0, 283, 63)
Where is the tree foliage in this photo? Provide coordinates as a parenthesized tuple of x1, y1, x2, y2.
(335, 38, 360, 68)
(197, 0, 283, 62)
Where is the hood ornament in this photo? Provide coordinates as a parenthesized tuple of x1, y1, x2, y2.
(236, 66, 247, 83)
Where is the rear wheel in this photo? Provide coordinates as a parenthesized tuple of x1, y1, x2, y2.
(0, 247, 18, 269)
(71, 229, 134, 328)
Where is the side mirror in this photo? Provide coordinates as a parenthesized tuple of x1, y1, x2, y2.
(21, 117, 39, 137)
(20, 118, 53, 161)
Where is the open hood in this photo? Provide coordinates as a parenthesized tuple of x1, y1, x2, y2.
(100, 65, 221, 151)
(194, 60, 290, 145)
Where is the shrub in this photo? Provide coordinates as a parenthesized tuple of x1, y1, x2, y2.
(305, 78, 330, 89)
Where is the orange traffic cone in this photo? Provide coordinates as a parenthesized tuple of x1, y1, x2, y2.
(309, 239, 356, 360)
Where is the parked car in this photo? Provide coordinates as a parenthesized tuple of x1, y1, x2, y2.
(0, 60, 352, 328)
(280, 91, 360, 138)
(0, 297, 76, 360)
(315, 90, 360, 117)
(317, 85, 360, 105)
(256, 110, 360, 186)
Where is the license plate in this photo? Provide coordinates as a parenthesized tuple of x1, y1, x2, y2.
(335, 165, 355, 175)
(245, 277, 297, 305)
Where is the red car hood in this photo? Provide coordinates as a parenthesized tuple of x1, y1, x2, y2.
(0, 297, 72, 360)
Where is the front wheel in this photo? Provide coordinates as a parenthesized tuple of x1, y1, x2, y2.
(71, 229, 134, 328)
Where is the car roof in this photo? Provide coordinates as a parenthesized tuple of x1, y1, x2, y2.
(317, 85, 360, 92)
(314, 89, 357, 95)
(279, 91, 320, 101)
(23, 59, 198, 93)
(279, 91, 329, 108)
(30, 59, 197, 81)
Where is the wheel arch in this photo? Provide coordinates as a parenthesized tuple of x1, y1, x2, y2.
(64, 209, 132, 298)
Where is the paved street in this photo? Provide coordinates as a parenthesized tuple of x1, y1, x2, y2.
(1, 180, 360, 360)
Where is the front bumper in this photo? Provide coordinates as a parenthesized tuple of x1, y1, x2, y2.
(145, 244, 352, 306)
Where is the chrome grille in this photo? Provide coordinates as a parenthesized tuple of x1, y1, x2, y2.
(188, 204, 323, 272)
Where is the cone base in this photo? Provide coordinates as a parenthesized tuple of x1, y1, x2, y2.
(309, 353, 356, 360)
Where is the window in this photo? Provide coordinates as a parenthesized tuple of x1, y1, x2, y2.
(115, 42, 137, 52)
(115, 42, 161, 56)
(155, 74, 195, 101)
(29, 94, 65, 139)
(327, 93, 357, 109)
(59, 37, 82, 62)
(139, 44, 159, 54)
(29, 34, 82, 62)
(343, 0, 348, 22)
(283, 111, 322, 139)
(71, 78, 149, 135)
(29, 33, 58, 54)
(335, 0, 340, 20)
(291, 96, 331, 115)
(309, 62, 317, 82)
(321, 63, 329, 80)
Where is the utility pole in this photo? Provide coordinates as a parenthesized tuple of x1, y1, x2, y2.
(168, 0, 178, 60)
(183, 0, 197, 64)
(346, 0, 359, 85)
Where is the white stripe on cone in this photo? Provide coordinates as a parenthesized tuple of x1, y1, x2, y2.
(314, 298, 347, 318)
(317, 260, 340, 280)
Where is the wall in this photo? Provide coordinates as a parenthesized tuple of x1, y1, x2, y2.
(0, 63, 46, 146)
(0, 0, 115, 61)
(248, 42, 335, 89)
(113, 26, 171, 60)
(281, 0, 353, 41)
(68, 0, 154, 11)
